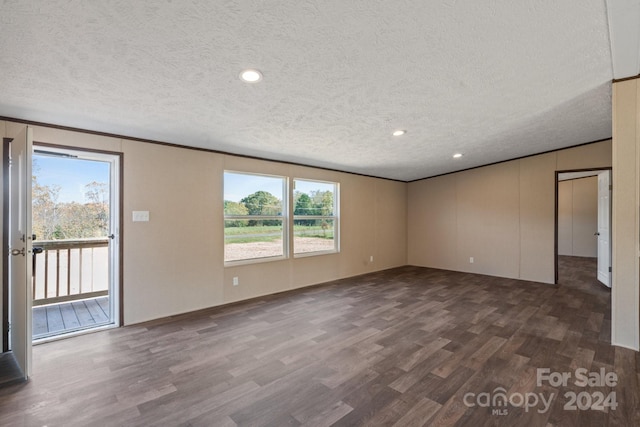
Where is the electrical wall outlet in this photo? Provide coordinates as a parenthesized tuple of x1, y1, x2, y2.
(370, 255, 374, 263)
(233, 277, 239, 286)
(470, 257, 474, 264)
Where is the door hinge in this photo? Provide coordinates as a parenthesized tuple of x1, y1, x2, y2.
(609, 184, 612, 191)
(6, 322, 10, 334)
(609, 266, 612, 273)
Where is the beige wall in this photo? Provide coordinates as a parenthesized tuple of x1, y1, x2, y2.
(612, 78, 640, 351)
(1, 121, 407, 325)
(558, 177, 598, 257)
(2, 115, 634, 350)
(408, 140, 612, 284)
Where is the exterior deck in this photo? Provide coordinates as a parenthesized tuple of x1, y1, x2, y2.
(31, 237, 111, 340)
(32, 296, 110, 340)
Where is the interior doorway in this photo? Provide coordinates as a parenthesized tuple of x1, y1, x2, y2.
(555, 168, 612, 287)
(29, 145, 121, 341)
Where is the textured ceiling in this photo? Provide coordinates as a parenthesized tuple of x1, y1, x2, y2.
(0, 1, 619, 181)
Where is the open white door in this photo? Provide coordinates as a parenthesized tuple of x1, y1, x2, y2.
(30, 147, 120, 340)
(8, 126, 33, 379)
(597, 170, 611, 288)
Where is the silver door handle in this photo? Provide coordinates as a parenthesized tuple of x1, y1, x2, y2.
(10, 248, 25, 256)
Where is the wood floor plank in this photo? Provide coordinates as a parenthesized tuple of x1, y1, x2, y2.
(85, 298, 109, 323)
(463, 335, 508, 370)
(97, 296, 110, 313)
(71, 299, 95, 325)
(298, 400, 353, 426)
(59, 302, 81, 330)
(397, 336, 451, 372)
(391, 397, 441, 427)
(389, 348, 453, 393)
(32, 306, 49, 336)
(1, 257, 635, 426)
(45, 304, 65, 333)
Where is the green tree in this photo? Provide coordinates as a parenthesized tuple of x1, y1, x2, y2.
(224, 200, 249, 215)
(294, 193, 313, 215)
(311, 190, 334, 216)
(224, 200, 249, 227)
(307, 190, 334, 238)
(240, 191, 281, 226)
(294, 192, 314, 225)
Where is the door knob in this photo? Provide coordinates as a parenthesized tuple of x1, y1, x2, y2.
(10, 248, 25, 256)
(594, 232, 600, 236)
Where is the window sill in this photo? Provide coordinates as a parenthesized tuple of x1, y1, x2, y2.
(293, 249, 339, 259)
(224, 255, 288, 267)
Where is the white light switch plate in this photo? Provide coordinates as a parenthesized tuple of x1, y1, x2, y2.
(132, 211, 150, 222)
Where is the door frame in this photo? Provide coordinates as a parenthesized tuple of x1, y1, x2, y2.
(2, 138, 10, 351)
(2, 142, 124, 347)
(33, 142, 124, 329)
(554, 167, 612, 284)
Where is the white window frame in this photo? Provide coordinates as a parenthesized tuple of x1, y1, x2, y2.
(223, 171, 289, 265)
(292, 178, 340, 257)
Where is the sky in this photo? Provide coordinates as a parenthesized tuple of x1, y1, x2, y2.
(224, 172, 334, 202)
(33, 154, 110, 203)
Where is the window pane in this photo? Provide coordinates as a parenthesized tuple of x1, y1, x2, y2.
(224, 171, 287, 263)
(225, 219, 284, 262)
(224, 172, 283, 216)
(293, 179, 338, 255)
(293, 180, 335, 216)
(294, 219, 335, 254)
(33, 154, 111, 240)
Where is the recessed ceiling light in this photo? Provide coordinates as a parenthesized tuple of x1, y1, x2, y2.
(392, 130, 406, 136)
(453, 153, 463, 158)
(239, 69, 263, 83)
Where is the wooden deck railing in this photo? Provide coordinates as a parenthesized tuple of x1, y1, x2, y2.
(32, 238, 109, 306)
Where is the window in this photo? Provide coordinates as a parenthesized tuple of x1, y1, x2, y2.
(293, 179, 339, 255)
(224, 172, 287, 263)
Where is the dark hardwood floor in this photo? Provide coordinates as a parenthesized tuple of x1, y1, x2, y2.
(0, 257, 638, 426)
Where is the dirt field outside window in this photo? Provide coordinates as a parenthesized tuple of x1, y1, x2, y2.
(225, 237, 335, 261)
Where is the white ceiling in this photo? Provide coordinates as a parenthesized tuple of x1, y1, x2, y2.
(606, 0, 640, 79)
(0, 1, 637, 181)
